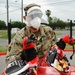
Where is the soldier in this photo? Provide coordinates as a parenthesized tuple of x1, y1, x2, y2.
(5, 3, 57, 65)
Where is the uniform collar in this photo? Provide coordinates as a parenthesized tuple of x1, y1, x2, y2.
(39, 25, 46, 37)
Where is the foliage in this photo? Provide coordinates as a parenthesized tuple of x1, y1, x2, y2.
(0, 30, 15, 39)
(0, 20, 26, 29)
(48, 17, 70, 29)
(46, 10, 51, 18)
(0, 17, 74, 30)
(11, 21, 26, 29)
(0, 20, 6, 29)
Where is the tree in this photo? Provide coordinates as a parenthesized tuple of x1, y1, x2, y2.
(0, 20, 6, 29)
(45, 10, 52, 24)
(11, 21, 26, 29)
(49, 17, 66, 29)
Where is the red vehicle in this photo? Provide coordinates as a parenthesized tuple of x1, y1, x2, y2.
(1, 50, 75, 75)
(37, 52, 75, 75)
(1, 21, 75, 75)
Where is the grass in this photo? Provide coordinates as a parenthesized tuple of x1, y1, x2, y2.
(0, 30, 8, 39)
(0, 30, 15, 39)
(0, 30, 15, 52)
(0, 30, 74, 52)
(0, 46, 7, 52)
(0, 44, 73, 52)
(65, 44, 73, 49)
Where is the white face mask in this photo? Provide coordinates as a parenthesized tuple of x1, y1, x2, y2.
(30, 17, 41, 30)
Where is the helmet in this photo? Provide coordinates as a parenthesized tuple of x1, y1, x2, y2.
(24, 3, 43, 30)
(24, 3, 41, 11)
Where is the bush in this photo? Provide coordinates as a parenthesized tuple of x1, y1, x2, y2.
(11, 21, 26, 29)
(0, 20, 6, 29)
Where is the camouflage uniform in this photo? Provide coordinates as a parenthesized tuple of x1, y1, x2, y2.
(5, 25, 57, 65)
(5, 3, 57, 65)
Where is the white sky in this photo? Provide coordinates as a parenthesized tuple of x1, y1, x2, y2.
(0, 0, 75, 24)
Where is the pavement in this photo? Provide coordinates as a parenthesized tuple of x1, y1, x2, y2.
(55, 30, 75, 39)
(0, 56, 6, 75)
(0, 39, 8, 74)
(0, 39, 8, 46)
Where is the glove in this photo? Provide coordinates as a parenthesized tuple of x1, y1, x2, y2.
(22, 37, 35, 50)
(56, 39, 66, 50)
(62, 35, 75, 45)
(21, 35, 37, 61)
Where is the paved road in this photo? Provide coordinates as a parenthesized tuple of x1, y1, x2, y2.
(0, 30, 75, 46)
(0, 39, 8, 46)
(55, 30, 75, 38)
(0, 56, 6, 75)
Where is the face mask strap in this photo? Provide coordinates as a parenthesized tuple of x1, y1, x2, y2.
(25, 11, 27, 16)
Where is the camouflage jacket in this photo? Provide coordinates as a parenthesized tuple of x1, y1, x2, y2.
(5, 24, 57, 65)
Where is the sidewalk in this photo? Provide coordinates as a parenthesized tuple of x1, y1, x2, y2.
(0, 56, 6, 75)
(0, 39, 8, 46)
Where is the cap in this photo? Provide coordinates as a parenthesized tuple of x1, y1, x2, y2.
(24, 3, 41, 11)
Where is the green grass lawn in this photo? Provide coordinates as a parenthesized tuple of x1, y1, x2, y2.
(65, 44, 73, 49)
(0, 30, 8, 39)
(0, 30, 73, 52)
(0, 30, 15, 39)
(0, 44, 73, 52)
(0, 46, 7, 52)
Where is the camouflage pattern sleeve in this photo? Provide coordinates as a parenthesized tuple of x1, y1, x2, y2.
(43, 25, 57, 47)
(5, 28, 25, 65)
(36, 25, 57, 58)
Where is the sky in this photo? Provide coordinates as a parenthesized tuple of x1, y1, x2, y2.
(0, 0, 75, 25)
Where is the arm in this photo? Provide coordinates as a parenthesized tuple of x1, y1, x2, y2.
(5, 29, 24, 65)
(20, 35, 37, 62)
(55, 35, 75, 65)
